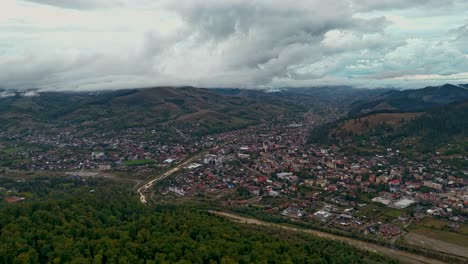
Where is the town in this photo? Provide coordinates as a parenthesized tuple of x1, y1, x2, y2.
(152, 116, 466, 247)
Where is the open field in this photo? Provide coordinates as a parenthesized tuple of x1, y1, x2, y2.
(408, 218, 468, 248)
(1, 147, 24, 154)
(409, 226, 468, 248)
(355, 204, 383, 219)
(383, 209, 403, 218)
(404, 233, 468, 259)
(123, 159, 155, 166)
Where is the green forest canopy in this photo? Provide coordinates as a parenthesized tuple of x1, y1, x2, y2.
(0, 177, 397, 264)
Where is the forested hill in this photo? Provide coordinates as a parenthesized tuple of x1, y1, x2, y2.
(309, 99, 468, 153)
(0, 177, 397, 263)
(391, 100, 468, 146)
(349, 84, 468, 116)
(0, 87, 304, 135)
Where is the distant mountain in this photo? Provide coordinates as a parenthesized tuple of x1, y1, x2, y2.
(349, 84, 468, 116)
(0, 87, 304, 135)
(211, 86, 393, 113)
(212, 86, 392, 102)
(280, 86, 391, 101)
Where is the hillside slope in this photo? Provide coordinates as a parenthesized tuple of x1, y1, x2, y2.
(391, 100, 468, 146)
(349, 84, 468, 116)
(309, 84, 468, 149)
(310, 100, 468, 153)
(0, 87, 304, 134)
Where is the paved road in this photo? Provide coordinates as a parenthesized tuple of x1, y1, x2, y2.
(210, 211, 448, 264)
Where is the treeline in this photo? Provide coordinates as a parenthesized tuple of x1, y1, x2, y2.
(0, 178, 397, 264)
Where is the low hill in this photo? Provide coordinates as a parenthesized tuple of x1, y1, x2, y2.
(391, 100, 468, 147)
(0, 87, 305, 135)
(349, 84, 468, 116)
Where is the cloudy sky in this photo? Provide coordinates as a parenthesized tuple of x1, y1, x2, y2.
(0, 0, 467, 91)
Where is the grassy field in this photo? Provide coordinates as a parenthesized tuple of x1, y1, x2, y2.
(416, 218, 446, 229)
(383, 209, 402, 218)
(459, 225, 468, 235)
(355, 204, 382, 219)
(1, 147, 24, 154)
(408, 217, 468, 248)
(123, 159, 155, 166)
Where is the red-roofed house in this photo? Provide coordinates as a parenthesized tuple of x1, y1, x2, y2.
(6, 196, 25, 203)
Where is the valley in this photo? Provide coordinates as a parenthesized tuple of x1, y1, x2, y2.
(1, 84, 467, 264)
(3, 1, 468, 263)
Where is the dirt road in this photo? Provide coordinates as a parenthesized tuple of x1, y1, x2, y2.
(211, 211, 449, 264)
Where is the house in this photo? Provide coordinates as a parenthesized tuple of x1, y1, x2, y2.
(164, 158, 175, 164)
(376, 175, 387, 184)
(389, 179, 401, 193)
(379, 224, 402, 237)
(289, 175, 299, 182)
(6, 196, 25, 203)
(277, 172, 293, 180)
(256, 176, 268, 183)
(91, 152, 105, 159)
(248, 186, 261, 196)
(187, 163, 202, 169)
(98, 164, 111, 171)
(355, 175, 362, 182)
(268, 190, 279, 197)
(238, 153, 250, 159)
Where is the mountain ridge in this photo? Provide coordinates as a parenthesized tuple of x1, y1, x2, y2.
(0, 87, 305, 135)
(348, 83, 468, 116)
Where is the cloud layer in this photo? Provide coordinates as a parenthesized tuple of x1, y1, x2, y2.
(0, 0, 467, 91)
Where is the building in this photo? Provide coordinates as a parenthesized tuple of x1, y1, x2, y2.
(314, 210, 332, 222)
(392, 198, 416, 209)
(164, 158, 175, 164)
(6, 196, 25, 203)
(98, 164, 111, 171)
